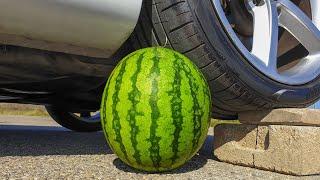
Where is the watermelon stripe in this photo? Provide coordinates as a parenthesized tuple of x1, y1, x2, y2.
(154, 50, 176, 167)
(101, 76, 112, 140)
(168, 54, 184, 164)
(111, 57, 132, 163)
(148, 48, 162, 168)
(101, 53, 137, 144)
(174, 53, 204, 150)
(127, 52, 146, 165)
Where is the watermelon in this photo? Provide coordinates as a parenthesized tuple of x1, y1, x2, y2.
(100, 47, 211, 172)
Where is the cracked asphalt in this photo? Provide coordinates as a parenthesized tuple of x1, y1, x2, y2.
(0, 116, 318, 179)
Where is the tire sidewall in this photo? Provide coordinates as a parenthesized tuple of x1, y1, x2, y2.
(189, 0, 320, 106)
(46, 106, 102, 132)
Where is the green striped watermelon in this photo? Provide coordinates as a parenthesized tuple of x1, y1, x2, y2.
(100, 47, 211, 172)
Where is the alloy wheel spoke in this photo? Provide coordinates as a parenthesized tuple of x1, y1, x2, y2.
(310, 0, 320, 30)
(211, 0, 320, 85)
(248, 0, 279, 70)
(278, 0, 320, 55)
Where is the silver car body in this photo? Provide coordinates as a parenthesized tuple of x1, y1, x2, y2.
(0, 0, 143, 58)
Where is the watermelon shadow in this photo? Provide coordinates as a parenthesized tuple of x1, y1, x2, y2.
(113, 135, 214, 173)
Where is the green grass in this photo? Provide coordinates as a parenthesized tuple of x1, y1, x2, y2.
(0, 104, 242, 124)
(0, 108, 49, 117)
(211, 119, 240, 127)
(0, 104, 49, 117)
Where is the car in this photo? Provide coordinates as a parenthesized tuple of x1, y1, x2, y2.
(0, 0, 319, 132)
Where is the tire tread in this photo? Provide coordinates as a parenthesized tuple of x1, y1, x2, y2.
(125, 0, 281, 119)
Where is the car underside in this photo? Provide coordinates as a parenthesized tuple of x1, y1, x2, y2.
(0, 0, 142, 112)
(0, 0, 319, 131)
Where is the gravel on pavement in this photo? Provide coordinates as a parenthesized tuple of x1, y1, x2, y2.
(0, 116, 318, 179)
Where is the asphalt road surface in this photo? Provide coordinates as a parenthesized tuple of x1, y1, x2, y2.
(0, 116, 318, 179)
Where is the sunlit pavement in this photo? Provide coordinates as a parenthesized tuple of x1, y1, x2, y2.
(0, 116, 312, 179)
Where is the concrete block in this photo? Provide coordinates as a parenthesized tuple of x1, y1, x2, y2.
(239, 108, 320, 126)
(214, 124, 320, 176)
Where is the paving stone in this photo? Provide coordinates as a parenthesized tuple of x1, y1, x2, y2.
(214, 124, 320, 176)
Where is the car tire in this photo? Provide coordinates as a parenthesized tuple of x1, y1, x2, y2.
(118, 0, 320, 119)
(45, 106, 102, 132)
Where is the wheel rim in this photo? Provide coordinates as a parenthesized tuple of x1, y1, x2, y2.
(71, 111, 101, 123)
(212, 0, 320, 85)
